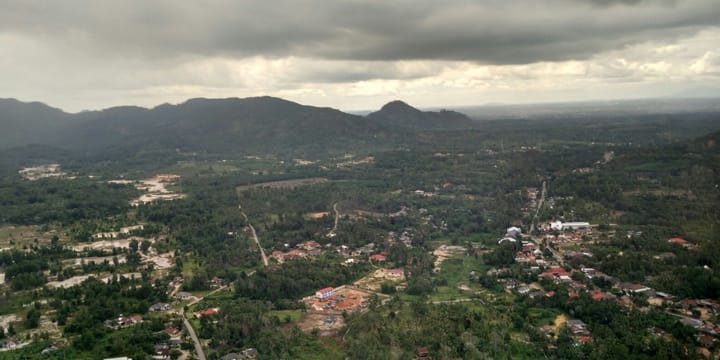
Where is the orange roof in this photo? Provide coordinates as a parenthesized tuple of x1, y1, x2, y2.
(318, 287, 334, 293)
(669, 237, 688, 244)
(200, 308, 219, 316)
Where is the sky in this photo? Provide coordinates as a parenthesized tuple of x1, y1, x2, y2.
(1, 0, 719, 112)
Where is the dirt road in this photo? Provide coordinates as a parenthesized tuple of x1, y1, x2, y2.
(327, 202, 340, 237)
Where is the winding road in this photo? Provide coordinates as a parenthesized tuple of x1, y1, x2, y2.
(327, 202, 340, 237)
(180, 285, 228, 360)
(240, 205, 268, 267)
(182, 316, 206, 360)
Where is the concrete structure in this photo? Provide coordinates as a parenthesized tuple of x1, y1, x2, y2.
(316, 287, 334, 300)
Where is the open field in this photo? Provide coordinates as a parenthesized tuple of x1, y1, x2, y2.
(0, 225, 63, 248)
(354, 268, 406, 291)
(236, 177, 329, 192)
(18, 164, 66, 180)
(46, 272, 142, 288)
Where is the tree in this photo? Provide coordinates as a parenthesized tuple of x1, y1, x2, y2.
(129, 239, 139, 252)
(140, 240, 151, 253)
(25, 308, 40, 329)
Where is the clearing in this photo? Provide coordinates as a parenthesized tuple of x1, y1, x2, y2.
(236, 177, 329, 192)
(18, 164, 66, 180)
(433, 245, 467, 272)
(110, 174, 185, 206)
(354, 269, 406, 291)
(299, 286, 374, 335)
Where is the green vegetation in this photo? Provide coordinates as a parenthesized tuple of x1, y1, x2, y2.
(0, 99, 718, 359)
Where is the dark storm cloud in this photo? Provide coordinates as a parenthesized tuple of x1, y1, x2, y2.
(0, 0, 718, 65)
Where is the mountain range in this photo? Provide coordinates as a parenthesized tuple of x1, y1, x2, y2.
(0, 97, 477, 161)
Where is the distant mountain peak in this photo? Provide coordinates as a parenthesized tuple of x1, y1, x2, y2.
(368, 100, 474, 130)
(380, 100, 416, 110)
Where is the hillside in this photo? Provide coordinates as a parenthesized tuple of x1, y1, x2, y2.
(69, 97, 392, 155)
(0, 98, 74, 148)
(0, 97, 398, 167)
(367, 100, 475, 130)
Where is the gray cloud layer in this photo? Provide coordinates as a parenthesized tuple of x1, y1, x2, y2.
(1, 0, 718, 64)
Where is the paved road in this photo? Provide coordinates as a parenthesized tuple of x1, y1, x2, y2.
(239, 206, 268, 267)
(530, 181, 547, 233)
(182, 315, 206, 360)
(180, 285, 228, 360)
(429, 298, 485, 305)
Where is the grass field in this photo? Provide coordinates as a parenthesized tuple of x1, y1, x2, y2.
(272, 309, 304, 323)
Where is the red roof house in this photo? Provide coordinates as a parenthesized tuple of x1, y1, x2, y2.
(200, 308, 219, 317)
(369, 254, 387, 261)
(669, 237, 688, 244)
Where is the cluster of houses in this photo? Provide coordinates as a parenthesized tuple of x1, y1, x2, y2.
(104, 314, 143, 329)
(271, 240, 324, 263)
(220, 348, 258, 360)
(521, 187, 539, 217)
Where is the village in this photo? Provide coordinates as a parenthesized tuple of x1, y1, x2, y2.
(475, 186, 720, 357)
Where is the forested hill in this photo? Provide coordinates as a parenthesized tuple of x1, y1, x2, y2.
(0, 98, 74, 148)
(0, 97, 396, 160)
(69, 97, 391, 155)
(367, 100, 475, 130)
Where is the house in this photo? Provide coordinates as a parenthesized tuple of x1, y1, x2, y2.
(698, 334, 716, 348)
(199, 308, 219, 317)
(498, 237, 517, 244)
(566, 319, 589, 335)
(654, 252, 676, 261)
(298, 240, 321, 251)
(284, 249, 307, 260)
(153, 343, 170, 360)
(580, 268, 596, 277)
(41, 345, 59, 355)
(149, 303, 171, 312)
(415, 347, 430, 358)
(540, 267, 570, 281)
(316, 287, 334, 300)
(621, 283, 651, 295)
(648, 326, 671, 338)
(591, 291, 606, 301)
(240, 348, 258, 359)
(506, 226, 522, 239)
(668, 237, 688, 245)
(680, 317, 703, 329)
(384, 268, 405, 278)
(369, 254, 387, 262)
(175, 291, 192, 300)
(563, 222, 591, 231)
(165, 325, 181, 336)
(1, 338, 21, 350)
(221, 348, 258, 360)
(517, 286, 531, 295)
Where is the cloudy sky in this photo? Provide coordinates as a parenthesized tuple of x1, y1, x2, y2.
(1, 0, 719, 112)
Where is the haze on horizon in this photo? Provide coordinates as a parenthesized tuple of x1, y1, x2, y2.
(1, 0, 719, 113)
